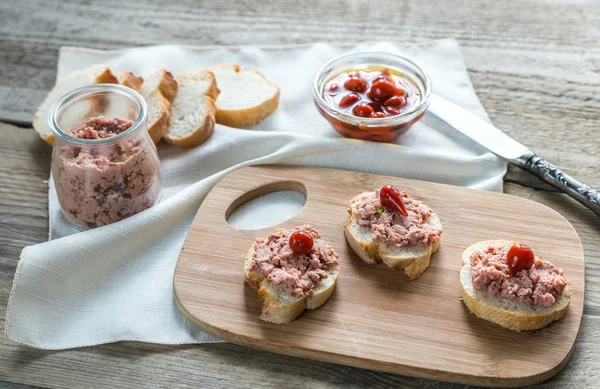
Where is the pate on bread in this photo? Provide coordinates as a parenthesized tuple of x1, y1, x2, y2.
(460, 240, 570, 331)
(345, 186, 442, 279)
(245, 224, 340, 324)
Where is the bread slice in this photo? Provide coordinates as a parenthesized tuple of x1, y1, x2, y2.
(128, 69, 177, 144)
(345, 192, 442, 279)
(245, 229, 340, 324)
(144, 92, 171, 143)
(116, 71, 143, 92)
(33, 64, 118, 145)
(163, 70, 219, 148)
(211, 64, 280, 128)
(459, 240, 571, 331)
(141, 69, 178, 103)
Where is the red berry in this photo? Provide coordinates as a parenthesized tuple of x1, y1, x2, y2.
(289, 231, 314, 255)
(368, 102, 383, 112)
(379, 185, 408, 217)
(339, 93, 360, 107)
(370, 112, 387, 118)
(385, 107, 400, 115)
(328, 83, 339, 93)
(506, 244, 535, 276)
(384, 95, 407, 107)
(368, 79, 398, 102)
(353, 103, 374, 117)
(344, 77, 368, 93)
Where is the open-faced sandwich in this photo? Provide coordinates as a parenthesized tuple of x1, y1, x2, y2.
(245, 224, 340, 324)
(460, 240, 571, 331)
(345, 185, 442, 279)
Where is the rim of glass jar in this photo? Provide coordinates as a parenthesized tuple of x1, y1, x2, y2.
(312, 51, 432, 128)
(48, 84, 148, 146)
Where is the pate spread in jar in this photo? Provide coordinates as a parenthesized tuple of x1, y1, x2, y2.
(49, 85, 162, 230)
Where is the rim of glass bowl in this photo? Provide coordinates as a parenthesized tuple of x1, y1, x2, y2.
(312, 52, 432, 128)
(49, 84, 148, 146)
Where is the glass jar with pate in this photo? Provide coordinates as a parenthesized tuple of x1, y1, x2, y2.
(48, 84, 162, 230)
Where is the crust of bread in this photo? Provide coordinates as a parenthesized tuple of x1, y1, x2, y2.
(146, 92, 171, 143)
(459, 240, 571, 331)
(212, 65, 280, 127)
(344, 191, 442, 279)
(153, 69, 179, 103)
(245, 228, 339, 324)
(40, 130, 57, 146)
(116, 71, 143, 92)
(34, 65, 118, 146)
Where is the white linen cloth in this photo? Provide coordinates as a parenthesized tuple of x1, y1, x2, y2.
(5, 39, 506, 349)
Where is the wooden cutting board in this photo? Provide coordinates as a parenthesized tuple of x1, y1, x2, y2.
(174, 166, 584, 387)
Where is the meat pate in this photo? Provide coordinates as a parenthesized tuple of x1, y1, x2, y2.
(248, 225, 339, 298)
(470, 243, 568, 307)
(354, 189, 441, 247)
(55, 117, 161, 229)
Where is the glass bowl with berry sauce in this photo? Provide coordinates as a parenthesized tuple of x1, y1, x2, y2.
(313, 52, 431, 141)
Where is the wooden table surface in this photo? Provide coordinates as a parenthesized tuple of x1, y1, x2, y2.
(1, 0, 599, 388)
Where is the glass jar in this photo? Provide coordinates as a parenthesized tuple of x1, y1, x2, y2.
(313, 52, 431, 142)
(49, 84, 162, 230)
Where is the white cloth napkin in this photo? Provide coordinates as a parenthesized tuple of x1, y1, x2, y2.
(5, 39, 506, 350)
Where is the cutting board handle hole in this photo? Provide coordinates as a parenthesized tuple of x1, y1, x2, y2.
(225, 181, 307, 230)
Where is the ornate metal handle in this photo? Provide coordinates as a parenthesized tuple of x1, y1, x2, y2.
(513, 152, 600, 217)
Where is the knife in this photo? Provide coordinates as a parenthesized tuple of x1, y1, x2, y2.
(428, 94, 600, 217)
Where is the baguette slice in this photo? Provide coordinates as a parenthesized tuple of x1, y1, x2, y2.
(460, 240, 571, 331)
(144, 91, 171, 143)
(116, 71, 143, 92)
(211, 64, 280, 128)
(116, 71, 167, 143)
(33, 64, 118, 145)
(141, 69, 178, 103)
(164, 70, 219, 148)
(245, 228, 340, 324)
(135, 69, 179, 144)
(345, 192, 442, 279)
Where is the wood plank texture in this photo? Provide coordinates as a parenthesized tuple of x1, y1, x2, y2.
(1, 0, 600, 387)
(174, 166, 584, 387)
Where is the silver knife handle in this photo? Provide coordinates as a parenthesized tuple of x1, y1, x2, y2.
(516, 153, 600, 216)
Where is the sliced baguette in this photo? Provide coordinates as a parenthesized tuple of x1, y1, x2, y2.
(144, 91, 172, 143)
(141, 69, 178, 103)
(245, 229, 340, 324)
(211, 64, 280, 128)
(345, 192, 442, 279)
(163, 70, 219, 148)
(131, 69, 179, 144)
(33, 64, 118, 145)
(116, 71, 143, 92)
(460, 240, 571, 331)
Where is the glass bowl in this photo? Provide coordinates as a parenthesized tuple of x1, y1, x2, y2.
(313, 52, 431, 141)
